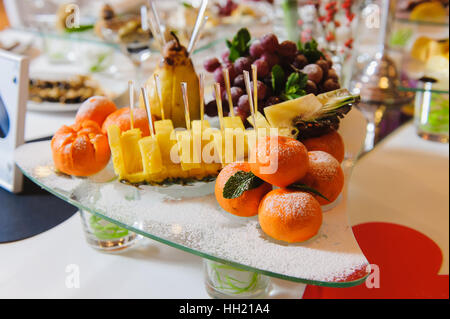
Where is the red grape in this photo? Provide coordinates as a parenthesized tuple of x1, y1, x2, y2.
(224, 64, 237, 82)
(260, 53, 279, 68)
(302, 64, 323, 84)
(260, 33, 279, 53)
(293, 54, 308, 69)
(323, 79, 340, 91)
(327, 68, 339, 81)
(316, 58, 329, 77)
(222, 100, 230, 115)
(230, 86, 244, 104)
(203, 57, 221, 73)
(253, 59, 270, 77)
(305, 80, 317, 94)
(205, 100, 218, 117)
(213, 67, 225, 86)
(277, 41, 297, 59)
(222, 86, 243, 106)
(237, 94, 250, 113)
(234, 57, 253, 74)
(233, 74, 245, 89)
(234, 106, 249, 124)
(250, 80, 267, 100)
(249, 40, 264, 58)
(221, 50, 230, 63)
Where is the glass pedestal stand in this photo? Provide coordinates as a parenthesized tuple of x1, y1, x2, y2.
(79, 210, 140, 252)
(204, 260, 271, 299)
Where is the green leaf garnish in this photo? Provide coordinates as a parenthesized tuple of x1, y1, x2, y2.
(271, 64, 285, 95)
(281, 72, 308, 100)
(182, 1, 194, 8)
(223, 170, 265, 199)
(287, 183, 330, 202)
(297, 39, 324, 63)
(226, 28, 251, 62)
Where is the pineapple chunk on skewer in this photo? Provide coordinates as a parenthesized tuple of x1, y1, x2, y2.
(121, 128, 143, 176)
(247, 111, 271, 129)
(107, 124, 127, 179)
(176, 130, 201, 171)
(155, 119, 176, 164)
(139, 136, 164, 175)
(140, 86, 165, 182)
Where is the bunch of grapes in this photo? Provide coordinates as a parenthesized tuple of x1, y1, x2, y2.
(203, 33, 340, 123)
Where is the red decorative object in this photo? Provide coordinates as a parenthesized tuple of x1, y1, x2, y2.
(304, 222, 449, 299)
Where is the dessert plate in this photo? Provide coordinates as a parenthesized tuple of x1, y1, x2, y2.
(15, 108, 369, 287)
(27, 72, 128, 112)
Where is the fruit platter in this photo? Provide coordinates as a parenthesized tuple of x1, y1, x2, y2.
(15, 25, 370, 286)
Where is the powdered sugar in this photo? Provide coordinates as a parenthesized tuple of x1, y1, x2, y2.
(262, 192, 319, 219)
(308, 151, 340, 177)
(15, 140, 369, 284)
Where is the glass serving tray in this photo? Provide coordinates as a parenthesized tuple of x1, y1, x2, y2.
(15, 109, 370, 287)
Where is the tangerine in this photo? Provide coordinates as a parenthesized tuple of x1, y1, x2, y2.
(300, 151, 344, 205)
(75, 96, 117, 127)
(301, 130, 345, 163)
(102, 107, 151, 137)
(215, 162, 272, 217)
(249, 135, 309, 187)
(51, 120, 110, 176)
(258, 188, 323, 243)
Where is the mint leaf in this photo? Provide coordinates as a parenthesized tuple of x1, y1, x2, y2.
(228, 47, 241, 63)
(226, 28, 251, 62)
(297, 39, 324, 63)
(287, 183, 330, 202)
(223, 170, 265, 199)
(281, 72, 308, 100)
(271, 65, 285, 95)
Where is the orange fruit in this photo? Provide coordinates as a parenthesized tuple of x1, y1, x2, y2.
(102, 107, 151, 137)
(258, 188, 322, 243)
(301, 130, 345, 163)
(51, 120, 110, 176)
(300, 151, 344, 205)
(75, 96, 117, 127)
(249, 135, 309, 187)
(215, 162, 272, 217)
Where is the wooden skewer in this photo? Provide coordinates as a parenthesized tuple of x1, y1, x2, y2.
(199, 73, 205, 121)
(223, 68, 234, 117)
(187, 0, 209, 55)
(154, 74, 165, 120)
(189, 16, 208, 56)
(141, 86, 155, 138)
(243, 71, 256, 129)
(128, 80, 135, 129)
(180, 82, 191, 131)
(214, 83, 224, 131)
(140, 5, 149, 31)
(148, 0, 166, 48)
(251, 64, 258, 116)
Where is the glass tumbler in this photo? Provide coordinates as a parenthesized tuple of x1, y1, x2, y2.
(204, 259, 270, 299)
(414, 81, 449, 143)
(79, 210, 139, 252)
